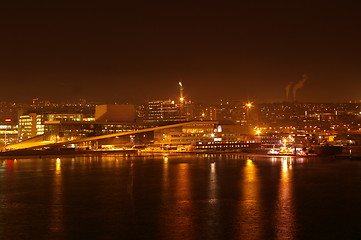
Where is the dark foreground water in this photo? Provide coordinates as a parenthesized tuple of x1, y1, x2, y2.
(0, 154, 361, 240)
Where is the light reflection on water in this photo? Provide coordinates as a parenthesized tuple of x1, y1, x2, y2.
(0, 154, 360, 240)
(159, 158, 195, 240)
(173, 162, 194, 239)
(49, 158, 64, 235)
(238, 158, 262, 239)
(275, 157, 295, 240)
(209, 162, 217, 201)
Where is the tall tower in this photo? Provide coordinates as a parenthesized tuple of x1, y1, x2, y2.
(179, 82, 184, 103)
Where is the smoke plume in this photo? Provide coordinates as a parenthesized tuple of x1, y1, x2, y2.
(285, 82, 293, 101)
(293, 74, 308, 101)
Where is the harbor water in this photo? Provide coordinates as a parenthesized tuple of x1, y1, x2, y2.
(0, 154, 361, 240)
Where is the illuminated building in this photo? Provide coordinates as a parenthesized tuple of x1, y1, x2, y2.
(44, 121, 155, 143)
(31, 98, 51, 108)
(142, 100, 193, 123)
(153, 122, 254, 147)
(191, 104, 217, 121)
(215, 100, 250, 124)
(0, 121, 18, 146)
(153, 121, 217, 145)
(140, 82, 195, 123)
(18, 113, 84, 141)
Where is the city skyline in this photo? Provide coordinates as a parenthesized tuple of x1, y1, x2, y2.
(1, 1, 361, 103)
(2, 2, 361, 239)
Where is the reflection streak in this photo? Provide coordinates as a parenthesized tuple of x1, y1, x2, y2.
(49, 158, 64, 234)
(161, 161, 194, 240)
(239, 159, 262, 239)
(275, 157, 295, 240)
(174, 163, 193, 239)
(209, 162, 217, 200)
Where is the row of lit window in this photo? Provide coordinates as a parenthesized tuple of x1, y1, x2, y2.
(196, 145, 250, 149)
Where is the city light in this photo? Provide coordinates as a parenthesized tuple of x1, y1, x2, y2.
(1, 2, 360, 239)
(245, 102, 253, 108)
(0, 87, 360, 157)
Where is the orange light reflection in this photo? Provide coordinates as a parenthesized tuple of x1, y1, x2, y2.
(275, 157, 295, 239)
(49, 158, 64, 234)
(239, 159, 262, 239)
(161, 162, 194, 240)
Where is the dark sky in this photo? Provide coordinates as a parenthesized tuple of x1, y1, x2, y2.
(1, 1, 360, 104)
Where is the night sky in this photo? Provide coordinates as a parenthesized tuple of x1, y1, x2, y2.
(1, 1, 360, 103)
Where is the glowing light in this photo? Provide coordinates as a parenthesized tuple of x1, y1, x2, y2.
(211, 161, 216, 173)
(4, 118, 11, 122)
(245, 102, 253, 108)
(179, 97, 184, 102)
(282, 158, 289, 172)
(179, 82, 182, 87)
(246, 159, 254, 167)
(56, 158, 61, 173)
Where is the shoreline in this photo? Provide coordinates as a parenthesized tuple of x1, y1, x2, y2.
(0, 149, 348, 159)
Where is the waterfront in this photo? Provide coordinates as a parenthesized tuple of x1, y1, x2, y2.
(0, 154, 361, 240)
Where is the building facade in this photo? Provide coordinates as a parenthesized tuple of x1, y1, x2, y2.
(142, 100, 193, 123)
(19, 113, 84, 141)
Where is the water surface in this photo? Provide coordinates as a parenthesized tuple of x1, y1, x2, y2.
(0, 154, 360, 240)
